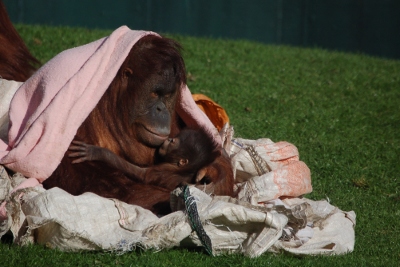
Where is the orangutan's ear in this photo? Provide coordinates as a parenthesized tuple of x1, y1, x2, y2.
(123, 67, 133, 78)
(178, 158, 189, 167)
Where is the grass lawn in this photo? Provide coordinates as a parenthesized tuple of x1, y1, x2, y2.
(1, 24, 399, 266)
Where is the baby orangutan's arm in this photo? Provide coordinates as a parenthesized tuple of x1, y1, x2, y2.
(68, 141, 147, 180)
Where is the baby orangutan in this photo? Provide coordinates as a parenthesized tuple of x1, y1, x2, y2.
(68, 128, 221, 191)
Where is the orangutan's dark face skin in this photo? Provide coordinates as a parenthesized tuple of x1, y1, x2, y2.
(127, 67, 179, 147)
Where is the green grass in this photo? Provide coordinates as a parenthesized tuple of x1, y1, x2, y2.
(1, 24, 399, 266)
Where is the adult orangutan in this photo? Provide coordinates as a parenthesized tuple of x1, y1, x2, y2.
(0, 2, 234, 215)
(43, 35, 234, 215)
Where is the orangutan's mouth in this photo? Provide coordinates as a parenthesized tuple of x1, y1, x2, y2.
(136, 124, 169, 147)
(143, 126, 169, 139)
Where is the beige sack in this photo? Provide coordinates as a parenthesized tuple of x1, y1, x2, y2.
(0, 126, 355, 257)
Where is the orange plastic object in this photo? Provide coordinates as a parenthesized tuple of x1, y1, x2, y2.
(192, 94, 229, 131)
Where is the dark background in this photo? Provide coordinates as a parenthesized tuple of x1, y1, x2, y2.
(4, 0, 400, 59)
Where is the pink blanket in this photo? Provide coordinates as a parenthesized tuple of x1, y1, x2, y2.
(0, 26, 219, 184)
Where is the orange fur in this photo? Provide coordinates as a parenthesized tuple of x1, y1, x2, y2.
(0, 1, 39, 82)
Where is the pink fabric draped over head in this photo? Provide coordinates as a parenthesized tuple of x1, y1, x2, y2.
(0, 26, 220, 183)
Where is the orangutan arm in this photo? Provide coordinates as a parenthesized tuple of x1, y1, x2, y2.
(68, 140, 147, 180)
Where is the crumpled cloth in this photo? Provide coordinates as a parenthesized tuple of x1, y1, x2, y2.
(0, 130, 355, 257)
(192, 94, 230, 131)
